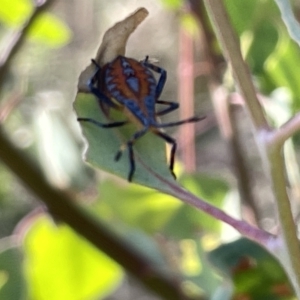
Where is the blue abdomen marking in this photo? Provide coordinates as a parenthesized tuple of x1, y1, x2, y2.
(102, 56, 159, 121)
(126, 77, 139, 93)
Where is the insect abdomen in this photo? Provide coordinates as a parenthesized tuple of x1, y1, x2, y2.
(103, 56, 157, 121)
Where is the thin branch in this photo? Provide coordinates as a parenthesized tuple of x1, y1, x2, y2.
(204, 0, 300, 297)
(267, 146, 300, 295)
(268, 112, 300, 147)
(203, 0, 269, 131)
(227, 104, 261, 225)
(156, 174, 276, 247)
(178, 26, 196, 172)
(0, 0, 55, 86)
(0, 128, 204, 300)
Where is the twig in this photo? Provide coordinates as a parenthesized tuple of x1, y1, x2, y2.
(0, 0, 55, 86)
(204, 0, 300, 296)
(268, 112, 300, 147)
(0, 128, 204, 300)
(227, 101, 261, 224)
(155, 174, 276, 247)
(267, 145, 300, 293)
(203, 0, 269, 131)
(178, 26, 196, 172)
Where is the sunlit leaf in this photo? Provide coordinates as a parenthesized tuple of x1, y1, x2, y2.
(179, 239, 221, 298)
(0, 0, 32, 27)
(27, 13, 72, 47)
(23, 216, 123, 300)
(94, 180, 180, 234)
(160, 0, 184, 9)
(180, 13, 200, 37)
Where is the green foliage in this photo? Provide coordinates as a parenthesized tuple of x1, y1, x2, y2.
(94, 174, 228, 238)
(0, 240, 25, 300)
(93, 175, 227, 298)
(178, 239, 221, 298)
(209, 239, 293, 300)
(23, 216, 123, 300)
(0, 0, 71, 47)
(225, 0, 300, 114)
(94, 180, 180, 234)
(0, 0, 32, 26)
(265, 36, 300, 109)
(2, 0, 300, 299)
(160, 0, 184, 9)
(27, 13, 72, 47)
(74, 93, 176, 190)
(164, 174, 229, 238)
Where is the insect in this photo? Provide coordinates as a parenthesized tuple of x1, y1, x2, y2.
(77, 55, 204, 181)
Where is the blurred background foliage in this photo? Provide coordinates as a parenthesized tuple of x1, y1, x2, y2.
(0, 0, 299, 299)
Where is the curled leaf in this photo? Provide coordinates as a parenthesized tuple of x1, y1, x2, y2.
(96, 7, 149, 66)
(77, 7, 149, 92)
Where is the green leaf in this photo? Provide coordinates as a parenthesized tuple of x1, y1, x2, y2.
(94, 180, 180, 234)
(178, 239, 221, 298)
(224, 0, 258, 35)
(27, 13, 72, 47)
(23, 216, 123, 300)
(74, 93, 176, 190)
(247, 20, 278, 74)
(160, 0, 184, 9)
(265, 35, 300, 110)
(0, 239, 26, 300)
(209, 238, 293, 300)
(0, 0, 32, 27)
(225, 0, 278, 36)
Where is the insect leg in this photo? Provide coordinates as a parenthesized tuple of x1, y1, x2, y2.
(114, 127, 149, 181)
(155, 100, 179, 116)
(77, 118, 128, 128)
(154, 131, 177, 179)
(142, 56, 167, 98)
(88, 59, 116, 108)
(155, 116, 205, 128)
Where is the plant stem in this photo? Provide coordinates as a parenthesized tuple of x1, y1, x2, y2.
(203, 0, 269, 131)
(0, 128, 203, 300)
(157, 174, 276, 247)
(204, 0, 300, 296)
(0, 0, 55, 87)
(269, 112, 300, 147)
(267, 145, 300, 294)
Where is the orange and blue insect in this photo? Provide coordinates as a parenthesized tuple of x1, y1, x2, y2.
(77, 55, 203, 181)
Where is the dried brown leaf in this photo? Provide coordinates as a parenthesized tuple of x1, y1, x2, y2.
(77, 7, 149, 92)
